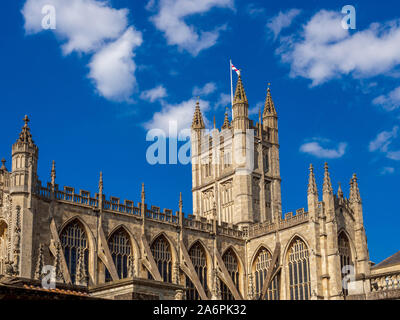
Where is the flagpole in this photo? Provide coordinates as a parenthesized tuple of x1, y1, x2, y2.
(230, 59, 234, 120)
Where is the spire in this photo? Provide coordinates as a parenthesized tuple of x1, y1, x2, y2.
(258, 107, 262, 138)
(141, 183, 145, 203)
(233, 75, 248, 104)
(323, 162, 333, 194)
(349, 173, 361, 203)
(263, 84, 277, 118)
(99, 171, 103, 195)
(221, 107, 230, 129)
(191, 98, 205, 129)
(51, 160, 56, 187)
(179, 192, 183, 227)
(337, 182, 344, 199)
(308, 164, 318, 195)
(17, 115, 35, 145)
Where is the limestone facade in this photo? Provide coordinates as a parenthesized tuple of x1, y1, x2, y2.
(0, 77, 398, 300)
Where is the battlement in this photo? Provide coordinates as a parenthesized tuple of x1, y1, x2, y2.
(243, 207, 309, 238)
(33, 180, 247, 238)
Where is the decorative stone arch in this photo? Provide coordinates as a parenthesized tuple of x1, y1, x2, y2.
(150, 231, 178, 264)
(283, 234, 312, 300)
(250, 244, 280, 300)
(219, 246, 242, 299)
(187, 239, 213, 269)
(58, 216, 96, 284)
(148, 232, 177, 283)
(337, 228, 356, 263)
(249, 243, 274, 271)
(282, 233, 311, 262)
(106, 225, 140, 279)
(222, 245, 245, 274)
(337, 229, 355, 295)
(108, 224, 141, 262)
(186, 239, 212, 299)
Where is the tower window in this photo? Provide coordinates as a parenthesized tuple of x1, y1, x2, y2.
(264, 151, 269, 173)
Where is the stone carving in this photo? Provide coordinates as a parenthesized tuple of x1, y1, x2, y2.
(211, 268, 221, 300)
(174, 289, 184, 300)
(75, 247, 87, 286)
(54, 242, 64, 283)
(12, 206, 21, 275)
(172, 261, 179, 284)
(34, 243, 44, 280)
(127, 255, 135, 278)
(248, 273, 255, 300)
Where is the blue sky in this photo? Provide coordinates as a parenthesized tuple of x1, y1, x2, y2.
(0, 0, 399, 263)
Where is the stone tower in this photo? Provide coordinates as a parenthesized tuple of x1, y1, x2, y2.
(191, 76, 282, 227)
(9, 115, 38, 277)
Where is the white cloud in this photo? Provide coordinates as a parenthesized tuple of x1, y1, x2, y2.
(88, 28, 143, 102)
(380, 166, 395, 175)
(192, 82, 217, 96)
(278, 10, 400, 86)
(140, 85, 168, 102)
(246, 4, 265, 17)
(248, 101, 263, 116)
(369, 126, 398, 152)
(149, 0, 234, 56)
(22, 0, 128, 54)
(215, 93, 231, 109)
(267, 9, 301, 40)
(373, 87, 400, 111)
(22, 0, 142, 102)
(300, 140, 347, 159)
(144, 98, 210, 137)
(387, 151, 400, 160)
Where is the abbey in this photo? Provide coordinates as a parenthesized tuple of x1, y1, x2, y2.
(0, 77, 398, 300)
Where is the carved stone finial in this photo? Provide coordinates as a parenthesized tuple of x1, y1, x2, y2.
(0, 158, 6, 170)
(323, 162, 333, 194)
(308, 164, 318, 196)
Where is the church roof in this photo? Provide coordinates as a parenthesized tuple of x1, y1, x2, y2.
(372, 251, 400, 269)
(233, 75, 248, 104)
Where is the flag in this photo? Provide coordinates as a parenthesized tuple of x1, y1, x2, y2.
(231, 62, 240, 76)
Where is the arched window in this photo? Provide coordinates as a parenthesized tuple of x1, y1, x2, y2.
(338, 232, 353, 296)
(252, 247, 280, 300)
(186, 242, 208, 300)
(220, 248, 239, 300)
(150, 236, 172, 283)
(106, 228, 132, 281)
(60, 220, 88, 284)
(0, 221, 8, 275)
(287, 238, 311, 300)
